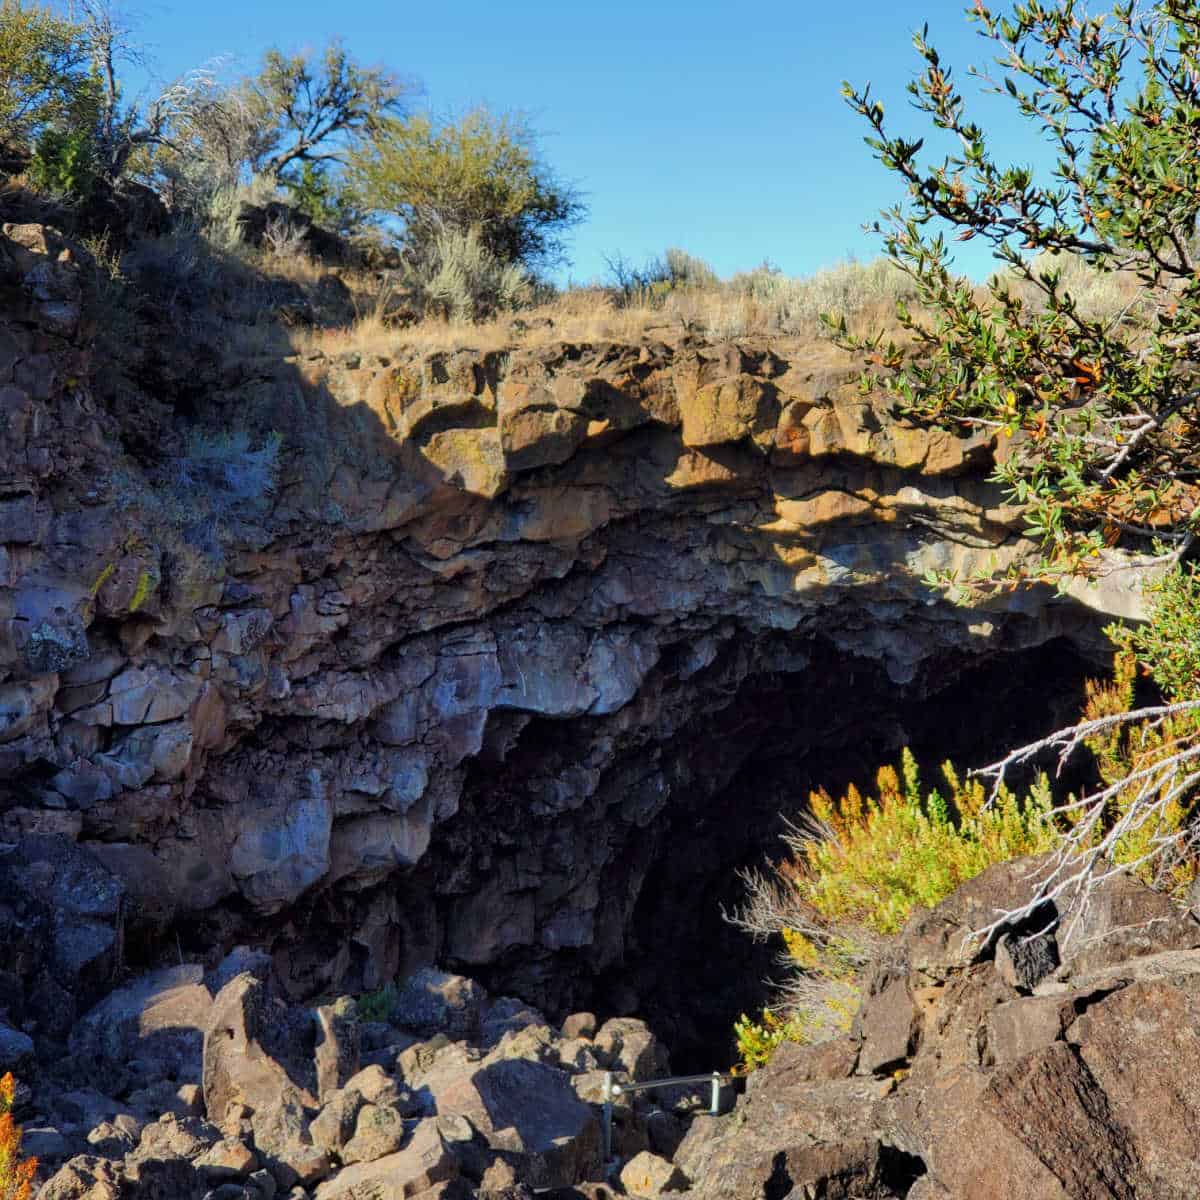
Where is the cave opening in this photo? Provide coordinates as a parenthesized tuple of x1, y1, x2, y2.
(452, 632, 1101, 1074)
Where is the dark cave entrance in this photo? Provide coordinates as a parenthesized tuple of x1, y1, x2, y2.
(449, 631, 1102, 1075)
(612, 637, 1100, 1072)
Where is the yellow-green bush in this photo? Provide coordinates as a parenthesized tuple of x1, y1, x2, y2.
(800, 749, 1058, 936)
(733, 750, 1056, 1072)
(734, 658, 1200, 1073)
(1079, 651, 1200, 897)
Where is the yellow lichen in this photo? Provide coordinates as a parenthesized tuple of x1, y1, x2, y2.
(88, 562, 116, 597)
(129, 568, 155, 613)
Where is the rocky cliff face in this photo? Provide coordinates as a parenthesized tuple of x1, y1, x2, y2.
(0, 221, 1147, 1058)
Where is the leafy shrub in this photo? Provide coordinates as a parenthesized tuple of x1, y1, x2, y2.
(733, 651, 1200, 1074)
(355, 982, 397, 1022)
(1112, 568, 1200, 704)
(400, 224, 532, 322)
(732, 1009, 809, 1073)
(0, 0, 96, 145)
(732, 749, 1058, 1072)
(283, 161, 371, 239)
(1078, 650, 1200, 897)
(29, 124, 95, 199)
(354, 108, 584, 271)
(0, 1072, 36, 1200)
(798, 749, 1059, 935)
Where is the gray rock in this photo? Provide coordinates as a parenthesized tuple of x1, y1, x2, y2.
(0, 1020, 33, 1071)
(308, 1088, 364, 1154)
(314, 998, 359, 1103)
(391, 968, 487, 1040)
(22, 1125, 73, 1162)
(206, 947, 274, 996)
(560, 1012, 597, 1040)
(249, 1169, 277, 1200)
(994, 931, 1058, 992)
(339, 1103, 407, 1165)
(480, 997, 547, 1047)
(433, 1057, 601, 1188)
(195, 1136, 259, 1180)
(343, 1065, 405, 1108)
(592, 1018, 669, 1080)
(86, 1118, 140, 1159)
(314, 1119, 459, 1200)
(1059, 869, 1200, 976)
(38, 1154, 130, 1200)
(127, 1113, 223, 1167)
(202, 974, 317, 1135)
(70, 964, 212, 1082)
(856, 976, 918, 1075)
(55, 1089, 138, 1132)
(620, 1150, 688, 1197)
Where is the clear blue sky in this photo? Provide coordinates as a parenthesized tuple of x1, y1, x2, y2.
(121, 0, 1048, 283)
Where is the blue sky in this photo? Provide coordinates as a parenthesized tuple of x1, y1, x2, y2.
(120, 0, 1048, 283)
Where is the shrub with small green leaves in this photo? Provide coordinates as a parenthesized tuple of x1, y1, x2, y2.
(799, 748, 1059, 936)
(355, 983, 397, 1022)
(29, 124, 95, 199)
(1112, 566, 1200, 704)
(732, 749, 1059, 1072)
(0, 0, 96, 146)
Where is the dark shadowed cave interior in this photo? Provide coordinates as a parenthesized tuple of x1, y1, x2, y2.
(458, 634, 1100, 1072)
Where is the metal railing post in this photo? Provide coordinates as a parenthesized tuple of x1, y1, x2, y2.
(602, 1071, 614, 1162)
(709, 1071, 720, 1115)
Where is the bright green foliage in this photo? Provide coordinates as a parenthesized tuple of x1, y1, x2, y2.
(1113, 567, 1200, 703)
(733, 749, 1059, 1073)
(351, 108, 584, 269)
(733, 1010, 808, 1073)
(355, 982, 397, 1022)
(829, 2, 1200, 581)
(799, 749, 1058, 936)
(283, 161, 369, 236)
(29, 124, 95, 198)
(0, 0, 97, 146)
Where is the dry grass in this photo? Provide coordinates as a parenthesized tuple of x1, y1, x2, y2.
(998, 251, 1151, 326)
(289, 258, 919, 361)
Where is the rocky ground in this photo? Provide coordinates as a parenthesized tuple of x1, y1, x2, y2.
(26, 944, 685, 1200)
(16, 850, 1200, 1200)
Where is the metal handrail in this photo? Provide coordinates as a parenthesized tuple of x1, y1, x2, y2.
(601, 1070, 733, 1161)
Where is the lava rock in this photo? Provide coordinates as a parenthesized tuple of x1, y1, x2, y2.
(392, 968, 487, 1040)
(69, 964, 212, 1082)
(620, 1151, 688, 1198)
